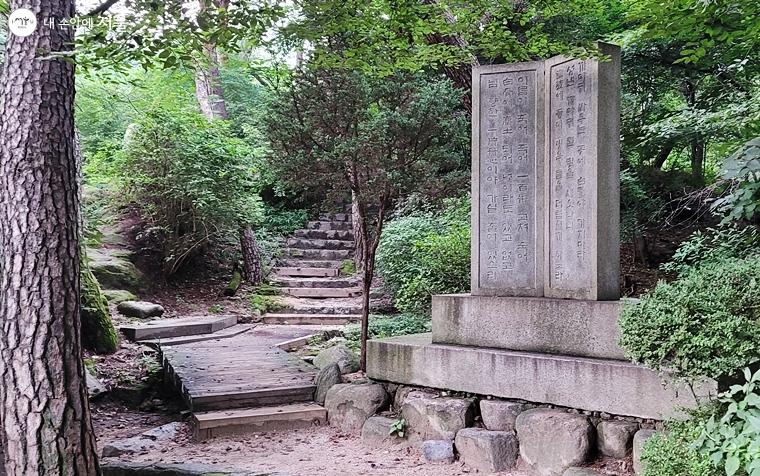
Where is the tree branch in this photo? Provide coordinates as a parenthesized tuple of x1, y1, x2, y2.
(86, 0, 121, 16)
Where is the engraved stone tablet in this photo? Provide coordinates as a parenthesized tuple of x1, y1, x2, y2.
(472, 62, 545, 296)
(544, 44, 620, 300)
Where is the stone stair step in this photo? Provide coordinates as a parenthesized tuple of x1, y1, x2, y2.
(306, 221, 352, 231)
(319, 212, 349, 222)
(283, 287, 362, 299)
(275, 300, 363, 315)
(140, 324, 254, 348)
(287, 248, 352, 260)
(294, 229, 353, 241)
(262, 313, 361, 325)
(286, 237, 355, 250)
(192, 403, 327, 440)
(273, 277, 357, 289)
(120, 315, 238, 342)
(274, 267, 339, 278)
(279, 259, 343, 269)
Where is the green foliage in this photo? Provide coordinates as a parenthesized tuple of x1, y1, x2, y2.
(340, 259, 357, 276)
(641, 417, 716, 476)
(620, 168, 663, 240)
(260, 204, 308, 236)
(696, 368, 760, 476)
(121, 109, 262, 276)
(662, 226, 760, 278)
(619, 257, 760, 382)
(377, 197, 470, 315)
(713, 138, 760, 223)
(389, 418, 406, 438)
(208, 304, 224, 314)
(250, 289, 283, 314)
(343, 314, 431, 350)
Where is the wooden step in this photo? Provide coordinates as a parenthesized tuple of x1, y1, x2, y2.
(283, 287, 362, 298)
(263, 313, 361, 325)
(279, 259, 343, 268)
(274, 267, 339, 278)
(306, 220, 352, 231)
(120, 315, 238, 342)
(273, 277, 357, 289)
(192, 403, 327, 440)
(141, 324, 253, 348)
(189, 384, 316, 411)
(286, 237, 355, 250)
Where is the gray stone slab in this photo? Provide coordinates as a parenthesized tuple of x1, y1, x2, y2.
(431, 294, 629, 359)
(543, 43, 621, 300)
(366, 334, 715, 420)
(120, 315, 237, 341)
(472, 61, 545, 297)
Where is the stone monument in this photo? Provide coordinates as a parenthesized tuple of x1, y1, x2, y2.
(367, 44, 714, 420)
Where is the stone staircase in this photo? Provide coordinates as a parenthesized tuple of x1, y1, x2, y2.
(265, 211, 363, 325)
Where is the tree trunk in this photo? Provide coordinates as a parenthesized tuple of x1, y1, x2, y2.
(351, 191, 365, 272)
(690, 138, 705, 184)
(358, 201, 387, 372)
(653, 140, 675, 169)
(195, 0, 229, 120)
(0, 0, 100, 472)
(240, 225, 262, 285)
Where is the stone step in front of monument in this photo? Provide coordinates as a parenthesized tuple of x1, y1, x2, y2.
(366, 333, 716, 420)
(262, 313, 360, 325)
(286, 237, 355, 250)
(282, 287, 362, 299)
(273, 276, 358, 289)
(274, 297, 363, 315)
(120, 315, 238, 342)
(192, 402, 327, 440)
(273, 267, 339, 278)
(293, 229, 353, 241)
(286, 248, 352, 260)
(306, 220, 352, 231)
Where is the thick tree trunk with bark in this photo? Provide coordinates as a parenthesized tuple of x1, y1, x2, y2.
(240, 226, 262, 285)
(0, 0, 100, 473)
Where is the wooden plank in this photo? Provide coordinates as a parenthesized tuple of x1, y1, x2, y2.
(192, 403, 327, 440)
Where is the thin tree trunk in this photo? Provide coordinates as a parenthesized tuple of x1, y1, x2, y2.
(0, 0, 100, 472)
(653, 140, 675, 169)
(240, 225, 262, 285)
(195, 0, 229, 120)
(358, 201, 387, 372)
(351, 191, 365, 272)
(690, 139, 705, 184)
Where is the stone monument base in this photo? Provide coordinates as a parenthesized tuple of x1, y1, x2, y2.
(366, 333, 716, 420)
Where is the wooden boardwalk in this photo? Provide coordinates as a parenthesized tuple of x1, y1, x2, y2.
(161, 326, 322, 412)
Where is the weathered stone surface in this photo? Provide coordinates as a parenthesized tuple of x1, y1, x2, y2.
(101, 422, 184, 457)
(515, 409, 594, 476)
(479, 399, 527, 432)
(324, 383, 388, 433)
(314, 344, 360, 375)
(563, 468, 605, 476)
(633, 429, 657, 475)
(314, 363, 342, 404)
(544, 44, 621, 301)
(101, 461, 273, 476)
(431, 294, 628, 360)
(361, 416, 400, 445)
(86, 369, 107, 400)
(367, 334, 714, 420)
(420, 440, 455, 463)
(89, 248, 143, 292)
(597, 420, 639, 458)
(455, 428, 519, 472)
(112, 383, 150, 406)
(103, 289, 137, 304)
(117, 301, 164, 319)
(393, 385, 414, 411)
(401, 390, 475, 441)
(472, 61, 545, 297)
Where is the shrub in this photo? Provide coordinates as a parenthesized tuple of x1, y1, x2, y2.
(619, 257, 760, 382)
(620, 168, 663, 241)
(661, 225, 759, 278)
(377, 196, 470, 315)
(121, 109, 261, 276)
(641, 416, 717, 476)
(343, 314, 431, 350)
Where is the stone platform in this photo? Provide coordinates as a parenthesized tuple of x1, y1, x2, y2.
(367, 333, 715, 420)
(432, 294, 631, 360)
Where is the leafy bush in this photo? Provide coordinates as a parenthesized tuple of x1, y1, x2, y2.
(619, 257, 760, 382)
(641, 416, 717, 476)
(620, 168, 663, 241)
(662, 226, 759, 278)
(377, 196, 470, 315)
(343, 314, 431, 350)
(121, 109, 262, 276)
(713, 137, 760, 222)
